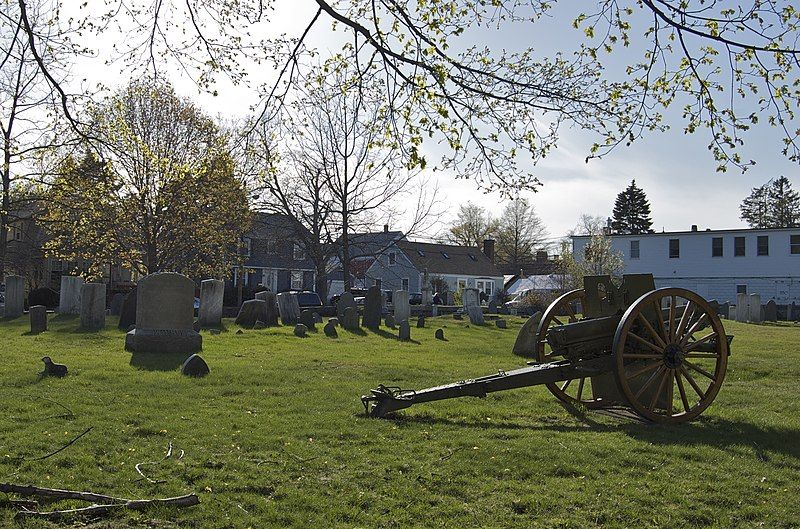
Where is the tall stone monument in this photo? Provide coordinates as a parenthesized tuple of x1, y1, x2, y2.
(125, 273, 202, 354)
(362, 286, 382, 329)
(394, 290, 410, 324)
(254, 291, 279, 326)
(198, 279, 224, 327)
(58, 275, 84, 314)
(735, 293, 748, 323)
(277, 292, 301, 325)
(80, 283, 107, 330)
(3, 275, 24, 318)
(462, 288, 480, 309)
(748, 293, 762, 323)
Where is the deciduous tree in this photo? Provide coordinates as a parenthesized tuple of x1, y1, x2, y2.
(495, 197, 548, 266)
(444, 202, 499, 248)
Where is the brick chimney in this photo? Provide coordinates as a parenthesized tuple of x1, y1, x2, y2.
(482, 238, 495, 262)
(383, 224, 389, 233)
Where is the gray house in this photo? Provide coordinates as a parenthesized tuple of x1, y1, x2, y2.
(364, 239, 504, 302)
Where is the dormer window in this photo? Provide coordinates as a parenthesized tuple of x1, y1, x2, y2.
(468, 254, 477, 261)
(442, 252, 450, 259)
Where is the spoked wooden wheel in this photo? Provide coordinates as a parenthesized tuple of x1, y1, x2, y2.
(613, 288, 728, 423)
(536, 289, 605, 408)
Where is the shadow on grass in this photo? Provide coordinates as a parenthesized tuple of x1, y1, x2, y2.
(365, 328, 399, 340)
(129, 351, 191, 371)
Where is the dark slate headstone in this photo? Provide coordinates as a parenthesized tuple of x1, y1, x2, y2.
(719, 302, 730, 319)
(362, 286, 382, 330)
(764, 300, 778, 322)
(313, 312, 323, 324)
(181, 354, 210, 377)
(342, 306, 360, 330)
(109, 293, 125, 316)
(385, 314, 396, 329)
(324, 320, 338, 338)
(467, 306, 485, 325)
(398, 320, 411, 341)
(488, 300, 498, 314)
(337, 292, 356, 320)
(254, 291, 279, 326)
(300, 309, 317, 331)
(30, 305, 47, 334)
(254, 320, 266, 329)
(495, 319, 507, 329)
(435, 328, 445, 340)
(277, 292, 301, 325)
(328, 317, 340, 327)
(416, 315, 425, 328)
(118, 288, 137, 330)
(294, 323, 308, 337)
(235, 299, 267, 328)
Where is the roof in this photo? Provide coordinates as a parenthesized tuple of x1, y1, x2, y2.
(395, 240, 502, 277)
(336, 230, 406, 259)
(495, 260, 561, 276)
(571, 226, 800, 239)
(247, 212, 312, 240)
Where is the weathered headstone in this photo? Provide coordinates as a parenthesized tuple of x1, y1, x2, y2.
(735, 293, 748, 323)
(58, 275, 83, 315)
(719, 302, 730, 319)
(398, 319, 411, 341)
(495, 319, 507, 329)
(707, 299, 720, 317)
(328, 317, 339, 327)
(198, 279, 224, 327)
(118, 289, 138, 330)
(181, 354, 210, 377)
(512, 311, 543, 357)
(3, 275, 24, 318)
(385, 314, 396, 329)
(254, 291, 280, 326)
(80, 283, 106, 330)
(294, 323, 308, 337)
(342, 306, 360, 330)
(324, 320, 338, 337)
(254, 320, 266, 329)
(764, 300, 777, 322)
(748, 293, 762, 323)
(235, 299, 267, 328)
(416, 315, 425, 328)
(394, 291, 410, 324)
(467, 305, 485, 325)
(435, 328, 445, 340)
(30, 305, 47, 334)
(453, 313, 463, 320)
(277, 292, 301, 325)
(125, 272, 202, 354)
(313, 312, 323, 324)
(337, 292, 356, 321)
(299, 309, 316, 331)
(462, 288, 480, 309)
(431, 305, 439, 317)
(109, 293, 125, 316)
(488, 300, 498, 313)
(362, 286, 383, 330)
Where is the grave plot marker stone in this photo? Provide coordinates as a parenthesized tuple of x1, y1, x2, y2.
(125, 272, 202, 354)
(362, 286, 382, 330)
(299, 309, 316, 331)
(342, 306, 360, 330)
(495, 319, 507, 329)
(30, 305, 47, 334)
(118, 289, 137, 330)
(394, 291, 410, 324)
(488, 300, 497, 313)
(58, 275, 83, 314)
(748, 293, 762, 323)
(235, 299, 267, 328)
(462, 288, 480, 310)
(277, 292, 301, 325)
(385, 314, 396, 329)
(337, 292, 356, 321)
(80, 283, 107, 330)
(181, 354, 210, 377)
(254, 291, 280, 326)
(467, 305, 485, 325)
(3, 275, 24, 318)
(435, 328, 445, 340)
(735, 293, 748, 323)
(416, 315, 425, 328)
(398, 320, 411, 341)
(764, 300, 777, 322)
(324, 320, 338, 338)
(294, 324, 308, 337)
(198, 279, 224, 327)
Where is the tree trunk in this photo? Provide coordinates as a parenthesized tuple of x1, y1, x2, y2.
(341, 208, 351, 291)
(0, 138, 11, 282)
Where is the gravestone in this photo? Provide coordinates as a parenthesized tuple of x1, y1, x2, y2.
(313, 312, 322, 324)
(394, 291, 410, 324)
(324, 320, 338, 338)
(735, 293, 748, 323)
(495, 319, 507, 329)
(254, 291, 279, 326)
(254, 320, 266, 329)
(431, 305, 439, 317)
(453, 313, 463, 320)
(362, 286, 382, 330)
(109, 293, 125, 316)
(488, 300, 498, 313)
(707, 299, 720, 317)
(719, 302, 730, 319)
(467, 305, 485, 325)
(342, 306, 360, 330)
(748, 293, 762, 323)
(462, 288, 480, 309)
(198, 279, 224, 327)
(125, 272, 202, 354)
(235, 299, 267, 328)
(58, 275, 84, 314)
(435, 328, 445, 340)
(80, 283, 106, 330)
(118, 289, 137, 330)
(181, 354, 210, 377)
(385, 314, 396, 329)
(3, 275, 24, 318)
(398, 320, 411, 341)
(513, 311, 543, 357)
(30, 305, 47, 334)
(764, 300, 777, 322)
(277, 292, 301, 325)
(29, 287, 59, 308)
(299, 309, 316, 331)
(328, 317, 339, 327)
(294, 324, 308, 337)
(416, 315, 425, 328)
(337, 292, 356, 321)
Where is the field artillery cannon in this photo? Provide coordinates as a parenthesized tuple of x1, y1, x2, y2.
(362, 274, 731, 423)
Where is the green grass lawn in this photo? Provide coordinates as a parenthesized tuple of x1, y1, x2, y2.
(0, 314, 798, 528)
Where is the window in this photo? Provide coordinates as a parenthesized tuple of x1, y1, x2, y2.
(401, 278, 409, 291)
(477, 279, 494, 296)
(791, 235, 800, 254)
(711, 237, 723, 257)
(266, 239, 276, 254)
(757, 235, 769, 256)
(736, 285, 747, 295)
(241, 237, 251, 257)
(734, 236, 745, 256)
(293, 243, 306, 261)
(388, 252, 397, 266)
(291, 271, 303, 290)
(262, 269, 275, 291)
(630, 240, 640, 259)
(669, 239, 680, 259)
(457, 278, 467, 291)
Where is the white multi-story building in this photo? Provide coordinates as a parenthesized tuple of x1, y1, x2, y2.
(572, 226, 800, 304)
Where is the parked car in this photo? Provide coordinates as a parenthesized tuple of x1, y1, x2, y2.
(293, 291, 323, 309)
(329, 289, 369, 306)
(503, 289, 533, 310)
(409, 292, 423, 305)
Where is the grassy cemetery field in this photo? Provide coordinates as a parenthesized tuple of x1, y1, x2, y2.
(0, 314, 798, 528)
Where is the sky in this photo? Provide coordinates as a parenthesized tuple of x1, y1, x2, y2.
(66, 0, 799, 244)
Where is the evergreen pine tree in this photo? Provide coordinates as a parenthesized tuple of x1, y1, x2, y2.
(611, 180, 654, 234)
(740, 176, 800, 228)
